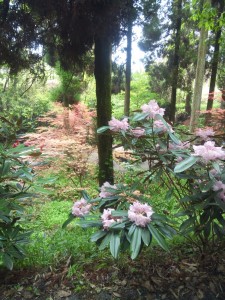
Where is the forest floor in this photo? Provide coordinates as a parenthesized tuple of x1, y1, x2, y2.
(1, 103, 225, 300)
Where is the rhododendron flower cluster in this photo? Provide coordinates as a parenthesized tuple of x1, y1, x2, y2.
(108, 117, 129, 132)
(153, 120, 173, 133)
(195, 127, 215, 141)
(131, 127, 145, 138)
(141, 100, 165, 119)
(213, 180, 225, 201)
(101, 208, 121, 230)
(192, 141, 225, 163)
(99, 182, 117, 198)
(72, 198, 92, 217)
(128, 201, 154, 227)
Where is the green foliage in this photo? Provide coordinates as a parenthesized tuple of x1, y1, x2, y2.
(112, 72, 156, 118)
(191, 0, 218, 30)
(49, 63, 84, 106)
(0, 114, 56, 269)
(0, 142, 40, 270)
(0, 67, 52, 133)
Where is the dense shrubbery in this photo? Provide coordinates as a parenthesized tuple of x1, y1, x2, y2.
(0, 111, 49, 269)
(64, 100, 225, 258)
(49, 62, 86, 106)
(0, 67, 52, 133)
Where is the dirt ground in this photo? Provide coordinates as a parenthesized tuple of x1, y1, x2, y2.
(1, 104, 225, 300)
(1, 246, 225, 300)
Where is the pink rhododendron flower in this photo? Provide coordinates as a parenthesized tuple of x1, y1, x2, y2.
(209, 168, 220, 178)
(213, 180, 225, 201)
(141, 100, 165, 119)
(99, 182, 117, 198)
(169, 141, 190, 150)
(175, 157, 183, 163)
(128, 201, 154, 227)
(72, 198, 92, 217)
(195, 127, 215, 141)
(192, 141, 225, 163)
(153, 120, 174, 133)
(101, 208, 121, 230)
(108, 117, 129, 132)
(131, 127, 145, 137)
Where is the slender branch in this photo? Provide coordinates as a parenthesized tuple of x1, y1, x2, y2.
(20, 77, 36, 97)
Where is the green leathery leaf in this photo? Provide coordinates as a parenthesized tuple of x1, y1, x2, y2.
(81, 190, 91, 201)
(128, 223, 136, 237)
(147, 223, 169, 251)
(174, 156, 199, 173)
(0, 160, 10, 176)
(90, 230, 107, 242)
(110, 232, 120, 258)
(97, 126, 109, 134)
(99, 232, 112, 250)
(179, 216, 195, 233)
(132, 112, 150, 122)
(130, 226, 142, 259)
(111, 210, 128, 217)
(141, 227, 151, 246)
(79, 219, 102, 228)
(2, 253, 13, 270)
(62, 214, 75, 228)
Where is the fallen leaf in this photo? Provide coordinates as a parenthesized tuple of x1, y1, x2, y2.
(113, 292, 121, 297)
(56, 290, 72, 298)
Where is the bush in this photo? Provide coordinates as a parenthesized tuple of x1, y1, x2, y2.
(0, 118, 48, 269)
(64, 100, 225, 258)
(0, 67, 52, 133)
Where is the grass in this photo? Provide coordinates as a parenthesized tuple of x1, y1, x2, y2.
(19, 196, 103, 268)
(15, 156, 183, 272)
(15, 161, 103, 269)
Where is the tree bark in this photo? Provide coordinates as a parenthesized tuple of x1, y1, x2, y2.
(169, 0, 182, 123)
(124, 2, 132, 117)
(185, 90, 192, 115)
(189, 18, 208, 132)
(94, 36, 114, 186)
(206, 0, 224, 111)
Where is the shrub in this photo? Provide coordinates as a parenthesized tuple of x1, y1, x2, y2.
(0, 68, 52, 133)
(64, 100, 225, 258)
(0, 118, 47, 269)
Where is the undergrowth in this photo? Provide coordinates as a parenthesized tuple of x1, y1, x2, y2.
(13, 154, 183, 274)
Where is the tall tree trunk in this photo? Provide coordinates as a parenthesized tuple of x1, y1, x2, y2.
(185, 69, 193, 115)
(206, 0, 224, 112)
(189, 9, 208, 132)
(94, 36, 114, 186)
(124, 2, 133, 117)
(169, 0, 182, 123)
(185, 90, 192, 115)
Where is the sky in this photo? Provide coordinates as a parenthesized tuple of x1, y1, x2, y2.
(112, 25, 145, 73)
